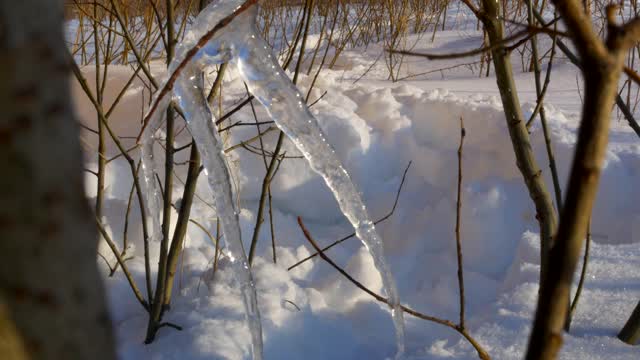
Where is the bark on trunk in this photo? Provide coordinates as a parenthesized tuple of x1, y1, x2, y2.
(0, 1, 116, 359)
(526, 50, 623, 360)
(526, 1, 635, 358)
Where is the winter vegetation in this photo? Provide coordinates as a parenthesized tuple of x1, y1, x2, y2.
(2, 0, 640, 359)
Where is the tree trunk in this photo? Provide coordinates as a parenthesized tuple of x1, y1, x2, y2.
(525, 1, 636, 358)
(0, 1, 116, 359)
(618, 300, 640, 345)
(480, 0, 558, 284)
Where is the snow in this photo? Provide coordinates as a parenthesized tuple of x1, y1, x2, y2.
(71, 3, 640, 359)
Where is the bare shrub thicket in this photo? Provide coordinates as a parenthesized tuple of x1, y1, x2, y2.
(47, 0, 640, 358)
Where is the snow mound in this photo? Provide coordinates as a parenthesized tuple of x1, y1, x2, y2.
(80, 62, 640, 359)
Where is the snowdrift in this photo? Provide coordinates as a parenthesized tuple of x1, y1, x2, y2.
(74, 60, 640, 359)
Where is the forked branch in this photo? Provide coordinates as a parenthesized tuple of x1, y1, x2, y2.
(525, 2, 640, 359)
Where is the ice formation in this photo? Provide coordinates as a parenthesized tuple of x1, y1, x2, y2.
(139, 1, 405, 358)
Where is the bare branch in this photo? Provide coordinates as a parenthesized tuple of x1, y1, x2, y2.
(288, 162, 411, 271)
(455, 117, 466, 329)
(296, 217, 490, 360)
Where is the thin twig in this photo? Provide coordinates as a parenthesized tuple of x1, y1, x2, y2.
(70, 55, 153, 304)
(284, 300, 301, 311)
(455, 117, 466, 329)
(388, 23, 562, 61)
(96, 216, 149, 312)
(531, 7, 640, 139)
(568, 218, 591, 329)
(296, 217, 490, 360)
(288, 161, 412, 271)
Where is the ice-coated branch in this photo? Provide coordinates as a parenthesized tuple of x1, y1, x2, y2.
(137, 0, 257, 141)
(231, 6, 405, 356)
(173, 63, 263, 359)
(138, 0, 407, 358)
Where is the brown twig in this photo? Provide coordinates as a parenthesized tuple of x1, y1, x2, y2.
(455, 116, 466, 329)
(288, 161, 411, 271)
(296, 217, 490, 360)
(567, 218, 591, 330)
(525, 0, 563, 215)
(111, 162, 140, 276)
(388, 23, 562, 61)
(531, 7, 640, 139)
(70, 55, 153, 304)
(96, 216, 149, 312)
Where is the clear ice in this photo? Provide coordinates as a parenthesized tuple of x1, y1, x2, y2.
(139, 1, 405, 358)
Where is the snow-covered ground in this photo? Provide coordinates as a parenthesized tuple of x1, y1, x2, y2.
(73, 5, 640, 360)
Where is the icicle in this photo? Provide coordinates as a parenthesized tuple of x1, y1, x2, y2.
(140, 0, 405, 357)
(172, 63, 263, 360)
(232, 7, 406, 357)
(139, 95, 170, 246)
(139, 3, 264, 358)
